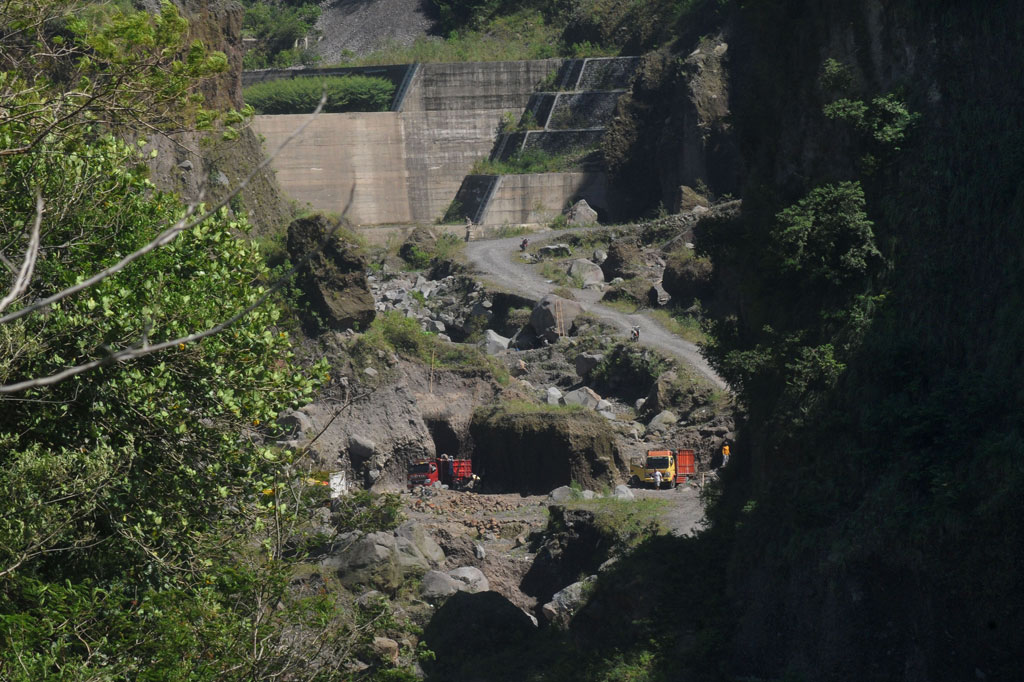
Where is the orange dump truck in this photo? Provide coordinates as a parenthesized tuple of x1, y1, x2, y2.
(629, 449, 696, 489)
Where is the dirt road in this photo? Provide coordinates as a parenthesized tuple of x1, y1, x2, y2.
(465, 232, 728, 390)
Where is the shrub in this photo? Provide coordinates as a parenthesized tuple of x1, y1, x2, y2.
(243, 75, 395, 115)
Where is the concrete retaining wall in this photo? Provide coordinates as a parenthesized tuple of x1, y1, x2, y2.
(478, 173, 608, 226)
(400, 60, 562, 112)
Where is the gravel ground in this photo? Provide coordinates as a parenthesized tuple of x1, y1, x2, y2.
(399, 482, 709, 609)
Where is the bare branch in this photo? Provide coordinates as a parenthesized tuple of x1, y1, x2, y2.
(0, 191, 43, 314)
(0, 94, 328, 328)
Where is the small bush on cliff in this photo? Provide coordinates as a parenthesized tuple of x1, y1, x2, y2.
(243, 75, 395, 114)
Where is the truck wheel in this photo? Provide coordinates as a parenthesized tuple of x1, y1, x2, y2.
(670, 479, 677, 489)
(629, 475, 640, 488)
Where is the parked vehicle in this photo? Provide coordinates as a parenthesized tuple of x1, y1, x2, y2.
(629, 449, 696, 489)
(407, 457, 475, 489)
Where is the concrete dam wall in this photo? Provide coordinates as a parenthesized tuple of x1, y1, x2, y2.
(249, 58, 636, 226)
(252, 60, 559, 225)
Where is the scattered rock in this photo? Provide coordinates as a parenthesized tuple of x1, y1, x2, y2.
(592, 248, 607, 264)
(549, 486, 574, 503)
(538, 243, 572, 258)
(372, 637, 399, 666)
(541, 576, 597, 628)
(449, 566, 489, 593)
(647, 410, 678, 432)
(561, 386, 602, 410)
(612, 485, 635, 501)
(276, 409, 313, 439)
(348, 434, 376, 462)
(363, 367, 378, 378)
(546, 387, 563, 405)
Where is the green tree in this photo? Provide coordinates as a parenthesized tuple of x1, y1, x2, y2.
(0, 2, 387, 679)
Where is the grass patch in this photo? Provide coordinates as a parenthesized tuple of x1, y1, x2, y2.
(562, 497, 669, 550)
(539, 261, 570, 286)
(349, 311, 509, 383)
(494, 224, 532, 238)
(649, 308, 706, 344)
(600, 298, 639, 314)
(491, 399, 587, 415)
(471, 146, 599, 175)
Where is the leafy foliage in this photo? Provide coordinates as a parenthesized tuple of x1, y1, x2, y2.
(241, 0, 321, 69)
(0, 3, 436, 679)
(243, 75, 395, 114)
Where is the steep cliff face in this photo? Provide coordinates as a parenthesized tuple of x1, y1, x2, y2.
(137, 0, 293, 235)
(672, 2, 1024, 680)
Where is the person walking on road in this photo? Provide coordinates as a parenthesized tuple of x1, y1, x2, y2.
(653, 469, 663, 489)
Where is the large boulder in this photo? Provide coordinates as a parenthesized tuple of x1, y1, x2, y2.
(561, 386, 603, 410)
(287, 214, 375, 332)
(529, 294, 583, 343)
(421, 570, 462, 599)
(448, 566, 489, 593)
(575, 352, 604, 380)
(566, 199, 599, 225)
(398, 226, 436, 264)
(422, 592, 537, 674)
(600, 239, 642, 280)
(328, 522, 444, 592)
(538, 243, 572, 258)
(568, 258, 605, 287)
(662, 250, 714, 305)
(481, 329, 510, 355)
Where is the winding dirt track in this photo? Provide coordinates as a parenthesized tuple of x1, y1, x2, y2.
(465, 232, 728, 390)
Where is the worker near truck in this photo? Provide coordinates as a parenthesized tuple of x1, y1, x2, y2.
(653, 470, 663, 488)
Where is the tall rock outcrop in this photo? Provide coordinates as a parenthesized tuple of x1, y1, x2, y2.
(469, 406, 622, 494)
(287, 214, 375, 333)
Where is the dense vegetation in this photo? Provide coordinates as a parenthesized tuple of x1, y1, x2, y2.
(243, 75, 395, 114)
(241, 0, 321, 69)
(0, 3, 414, 679)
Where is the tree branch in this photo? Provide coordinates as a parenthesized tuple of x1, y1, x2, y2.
(0, 94, 327, 328)
(0, 177, 352, 394)
(0, 191, 43, 314)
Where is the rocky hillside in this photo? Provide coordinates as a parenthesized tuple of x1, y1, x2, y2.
(139, 0, 294, 235)
(593, 1, 1024, 680)
(312, 0, 438, 62)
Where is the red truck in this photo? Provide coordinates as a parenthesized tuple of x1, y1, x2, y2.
(407, 457, 475, 490)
